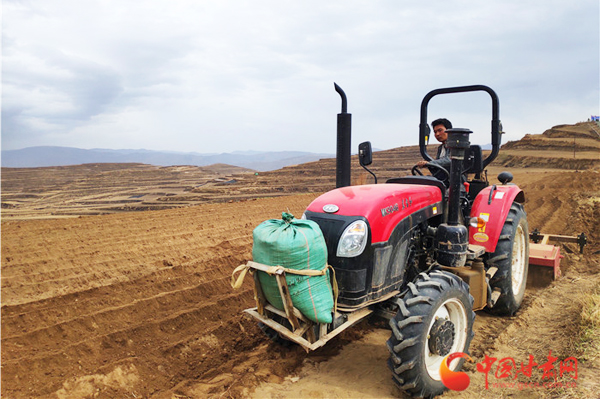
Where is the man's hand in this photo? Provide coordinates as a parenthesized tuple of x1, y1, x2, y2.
(416, 160, 429, 168)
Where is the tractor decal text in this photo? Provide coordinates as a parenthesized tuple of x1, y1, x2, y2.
(380, 197, 413, 217)
(381, 203, 399, 217)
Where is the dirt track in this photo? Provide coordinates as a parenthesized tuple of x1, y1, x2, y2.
(2, 123, 600, 398)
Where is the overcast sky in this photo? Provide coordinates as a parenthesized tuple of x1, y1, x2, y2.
(2, 0, 599, 154)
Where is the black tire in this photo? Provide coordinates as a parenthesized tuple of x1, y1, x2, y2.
(486, 202, 529, 316)
(387, 270, 475, 398)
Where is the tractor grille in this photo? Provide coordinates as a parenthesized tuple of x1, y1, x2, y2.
(307, 216, 347, 258)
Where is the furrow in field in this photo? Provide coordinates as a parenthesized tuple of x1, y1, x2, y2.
(1, 254, 251, 336)
(1, 290, 255, 397)
(2, 276, 245, 360)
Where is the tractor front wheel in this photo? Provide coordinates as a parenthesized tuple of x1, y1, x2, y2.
(486, 202, 529, 315)
(387, 270, 475, 398)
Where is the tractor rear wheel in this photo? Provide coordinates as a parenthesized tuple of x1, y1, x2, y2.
(387, 270, 475, 398)
(486, 202, 529, 315)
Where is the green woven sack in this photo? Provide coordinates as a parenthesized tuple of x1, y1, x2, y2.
(253, 212, 334, 324)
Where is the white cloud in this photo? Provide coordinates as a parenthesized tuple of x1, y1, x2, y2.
(2, 0, 598, 153)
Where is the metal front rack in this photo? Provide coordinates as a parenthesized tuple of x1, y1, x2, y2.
(240, 261, 372, 352)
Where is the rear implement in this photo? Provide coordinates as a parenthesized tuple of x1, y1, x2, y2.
(528, 230, 587, 284)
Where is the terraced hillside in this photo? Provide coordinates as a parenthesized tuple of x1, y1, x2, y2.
(499, 122, 600, 169)
(1, 146, 424, 219)
(4, 123, 599, 221)
(1, 163, 254, 219)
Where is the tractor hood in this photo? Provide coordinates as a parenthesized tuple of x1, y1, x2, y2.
(305, 184, 443, 244)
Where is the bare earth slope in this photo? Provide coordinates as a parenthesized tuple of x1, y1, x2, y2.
(2, 122, 599, 398)
(499, 122, 600, 170)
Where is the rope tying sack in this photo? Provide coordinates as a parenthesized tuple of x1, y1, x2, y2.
(231, 262, 326, 289)
(231, 262, 339, 314)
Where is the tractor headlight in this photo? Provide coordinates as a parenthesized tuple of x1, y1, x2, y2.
(337, 220, 368, 257)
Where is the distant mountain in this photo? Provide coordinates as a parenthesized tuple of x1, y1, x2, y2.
(1, 146, 335, 172)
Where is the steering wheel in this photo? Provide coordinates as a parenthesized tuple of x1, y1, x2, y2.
(411, 162, 450, 181)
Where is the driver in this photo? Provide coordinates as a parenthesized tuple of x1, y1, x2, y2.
(416, 118, 452, 179)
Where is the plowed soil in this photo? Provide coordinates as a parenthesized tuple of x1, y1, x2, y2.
(2, 122, 600, 398)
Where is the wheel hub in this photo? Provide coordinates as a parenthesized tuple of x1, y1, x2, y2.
(428, 318, 455, 356)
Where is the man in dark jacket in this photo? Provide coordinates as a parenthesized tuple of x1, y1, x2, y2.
(417, 118, 452, 180)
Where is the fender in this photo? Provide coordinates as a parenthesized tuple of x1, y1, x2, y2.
(469, 184, 525, 252)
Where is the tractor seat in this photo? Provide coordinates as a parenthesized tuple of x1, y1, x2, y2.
(463, 145, 483, 175)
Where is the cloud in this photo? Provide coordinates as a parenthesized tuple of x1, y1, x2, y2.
(2, 0, 598, 153)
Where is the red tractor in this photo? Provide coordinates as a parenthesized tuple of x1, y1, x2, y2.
(236, 85, 530, 397)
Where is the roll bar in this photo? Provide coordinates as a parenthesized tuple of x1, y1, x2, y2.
(419, 85, 502, 169)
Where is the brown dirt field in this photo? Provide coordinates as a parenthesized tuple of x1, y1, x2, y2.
(2, 194, 322, 398)
(2, 122, 600, 398)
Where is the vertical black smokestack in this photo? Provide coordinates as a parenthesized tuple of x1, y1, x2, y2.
(334, 83, 351, 188)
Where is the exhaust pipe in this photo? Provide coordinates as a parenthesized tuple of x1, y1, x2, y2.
(334, 83, 351, 188)
(436, 128, 472, 267)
